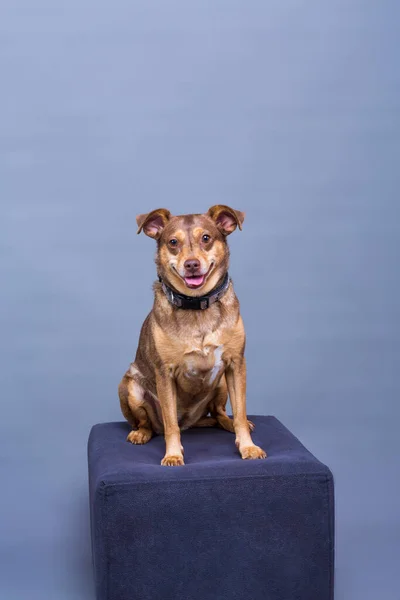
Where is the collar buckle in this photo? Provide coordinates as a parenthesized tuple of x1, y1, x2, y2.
(200, 298, 209, 310)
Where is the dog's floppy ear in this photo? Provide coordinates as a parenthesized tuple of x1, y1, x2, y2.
(207, 205, 245, 235)
(136, 208, 171, 239)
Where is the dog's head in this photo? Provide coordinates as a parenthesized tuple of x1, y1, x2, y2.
(136, 205, 245, 296)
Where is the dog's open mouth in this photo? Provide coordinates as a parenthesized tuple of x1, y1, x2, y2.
(184, 274, 206, 289)
(182, 263, 214, 289)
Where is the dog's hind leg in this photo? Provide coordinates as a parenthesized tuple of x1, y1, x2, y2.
(119, 372, 153, 445)
(193, 416, 218, 428)
(126, 406, 153, 445)
(119, 378, 137, 428)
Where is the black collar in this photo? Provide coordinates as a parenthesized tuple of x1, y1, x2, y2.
(159, 272, 230, 310)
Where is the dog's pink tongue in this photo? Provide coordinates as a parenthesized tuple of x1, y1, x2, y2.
(185, 275, 205, 287)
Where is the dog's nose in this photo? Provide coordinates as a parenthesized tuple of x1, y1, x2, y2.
(184, 259, 200, 273)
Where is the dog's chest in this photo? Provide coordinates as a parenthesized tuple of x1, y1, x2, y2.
(176, 341, 225, 393)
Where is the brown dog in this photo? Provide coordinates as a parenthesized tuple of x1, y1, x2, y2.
(118, 205, 267, 466)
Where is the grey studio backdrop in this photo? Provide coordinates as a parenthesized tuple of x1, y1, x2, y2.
(1, 2, 399, 600)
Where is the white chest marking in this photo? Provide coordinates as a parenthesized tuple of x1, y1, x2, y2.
(209, 345, 224, 384)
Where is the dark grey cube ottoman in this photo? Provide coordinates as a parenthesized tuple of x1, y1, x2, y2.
(88, 415, 334, 600)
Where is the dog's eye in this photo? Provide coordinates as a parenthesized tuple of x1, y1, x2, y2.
(202, 234, 211, 243)
(169, 238, 178, 247)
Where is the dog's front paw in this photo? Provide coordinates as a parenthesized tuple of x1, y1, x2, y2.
(161, 454, 185, 467)
(240, 445, 267, 460)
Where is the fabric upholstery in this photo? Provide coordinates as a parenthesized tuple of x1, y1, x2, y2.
(88, 416, 334, 600)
